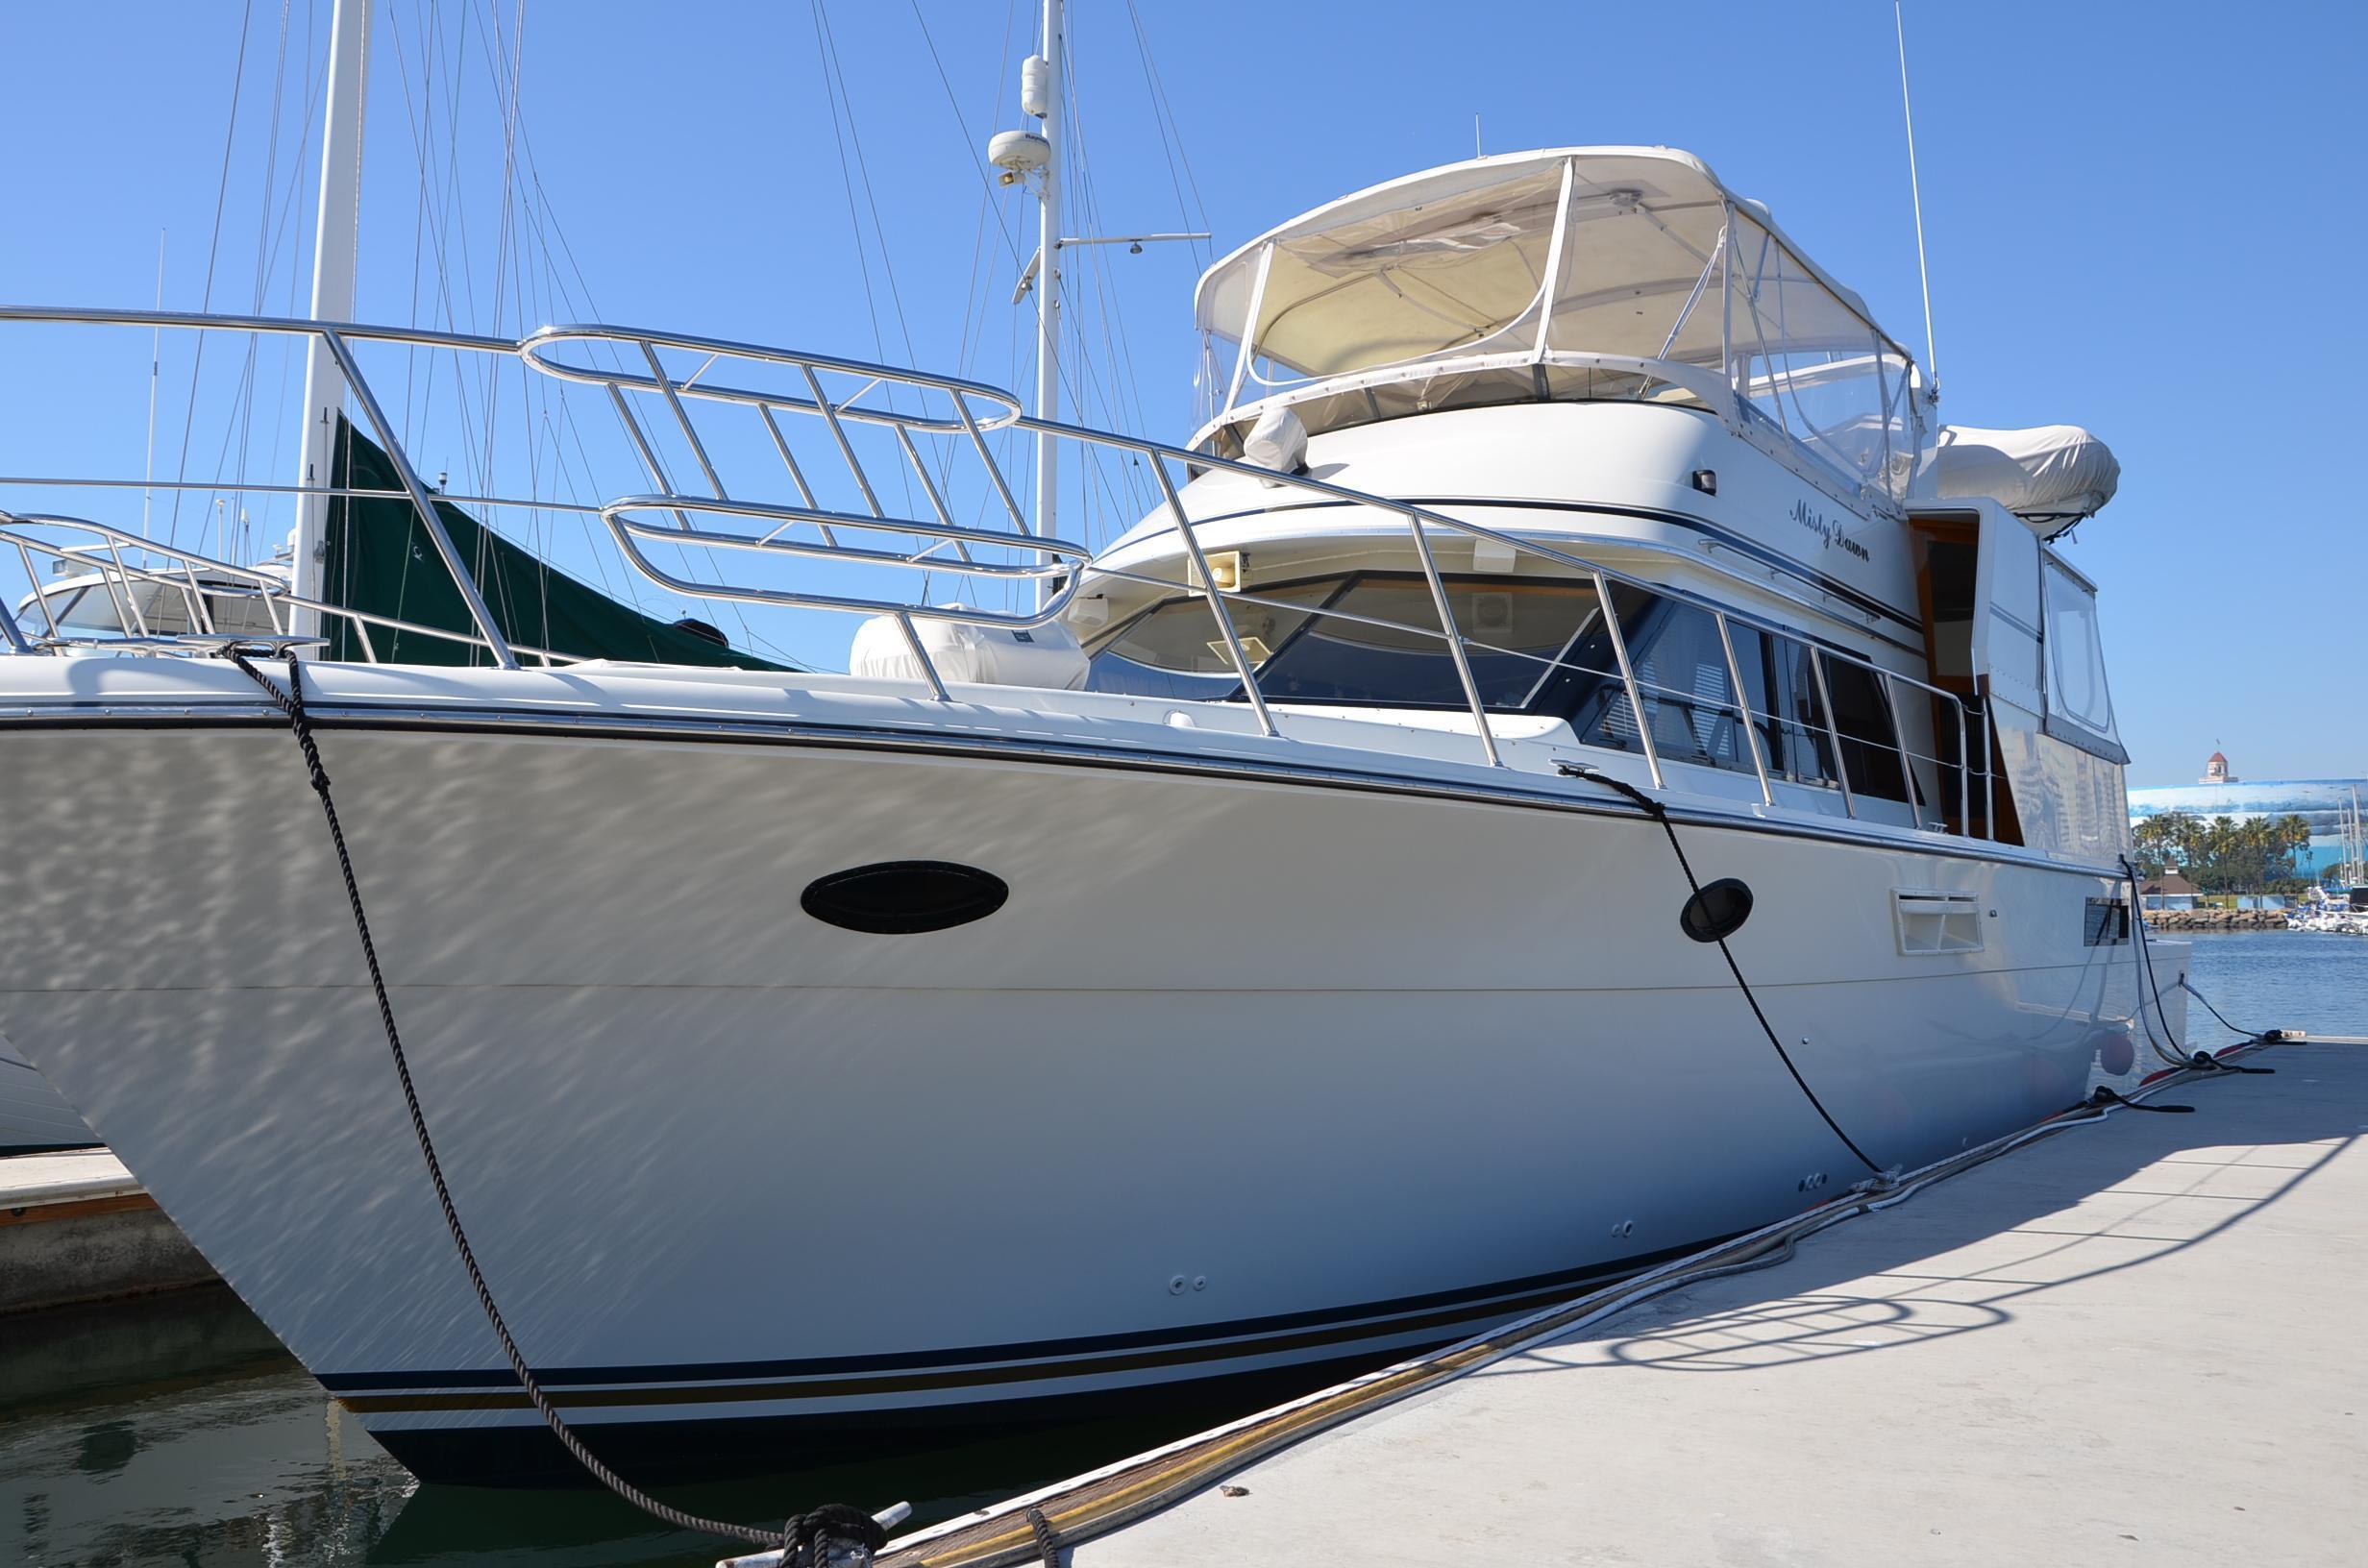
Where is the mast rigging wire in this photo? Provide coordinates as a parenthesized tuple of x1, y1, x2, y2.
(166, 0, 261, 551)
(808, 0, 924, 528)
(1893, 1, 1938, 382)
(1122, 0, 1212, 273)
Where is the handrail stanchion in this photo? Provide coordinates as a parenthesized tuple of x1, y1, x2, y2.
(1957, 704, 1971, 835)
(1879, 670, 1922, 821)
(96, 539, 147, 639)
(1407, 507, 1501, 768)
(322, 330, 520, 670)
(1714, 612, 1773, 805)
(895, 611, 951, 701)
(755, 404, 833, 545)
(1980, 709, 1995, 839)
(1148, 457, 1277, 739)
(892, 427, 973, 564)
(639, 341, 728, 499)
(1593, 570, 1664, 789)
(1808, 648, 1856, 819)
(801, 364, 887, 519)
(606, 385, 697, 532)
(11, 540, 62, 641)
(175, 561, 218, 637)
(954, 394, 1031, 535)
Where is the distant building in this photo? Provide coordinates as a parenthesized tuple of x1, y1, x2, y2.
(2137, 870, 2198, 912)
(2129, 757, 2366, 882)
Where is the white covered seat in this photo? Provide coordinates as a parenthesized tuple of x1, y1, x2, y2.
(849, 611, 1089, 691)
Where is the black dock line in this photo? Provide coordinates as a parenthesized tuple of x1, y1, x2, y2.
(1559, 764, 1885, 1177)
(229, 647, 886, 1563)
(2121, 854, 2277, 1075)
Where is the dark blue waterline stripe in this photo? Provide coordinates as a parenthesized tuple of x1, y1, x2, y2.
(316, 1235, 1734, 1394)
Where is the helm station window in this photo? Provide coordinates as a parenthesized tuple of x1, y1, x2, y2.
(1090, 567, 1923, 810)
(1086, 573, 1622, 713)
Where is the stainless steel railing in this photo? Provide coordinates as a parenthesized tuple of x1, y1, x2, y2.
(0, 512, 577, 665)
(0, 305, 1995, 839)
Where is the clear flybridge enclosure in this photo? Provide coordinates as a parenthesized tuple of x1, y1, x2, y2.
(1193, 147, 1926, 508)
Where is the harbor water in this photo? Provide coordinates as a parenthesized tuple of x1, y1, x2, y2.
(6, 929, 2364, 1567)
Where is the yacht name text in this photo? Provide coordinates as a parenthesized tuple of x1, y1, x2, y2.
(1790, 499, 1869, 562)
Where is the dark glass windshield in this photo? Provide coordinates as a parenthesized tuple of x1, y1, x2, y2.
(1086, 570, 1918, 808)
(1086, 573, 1619, 713)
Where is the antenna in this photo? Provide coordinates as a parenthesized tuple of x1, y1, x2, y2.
(1474, 113, 1482, 159)
(1893, 1, 1937, 383)
(141, 229, 164, 539)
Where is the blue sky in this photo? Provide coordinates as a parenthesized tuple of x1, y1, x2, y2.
(2, 1, 2361, 782)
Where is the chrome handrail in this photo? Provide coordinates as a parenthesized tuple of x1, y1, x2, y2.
(0, 513, 576, 666)
(0, 305, 1996, 839)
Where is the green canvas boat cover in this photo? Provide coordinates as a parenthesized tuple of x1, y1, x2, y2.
(319, 419, 789, 670)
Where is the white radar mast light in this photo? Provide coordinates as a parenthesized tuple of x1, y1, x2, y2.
(984, 0, 1207, 603)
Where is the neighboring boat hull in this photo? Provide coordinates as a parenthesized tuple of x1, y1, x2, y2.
(0, 687, 2152, 1482)
(0, 1035, 101, 1154)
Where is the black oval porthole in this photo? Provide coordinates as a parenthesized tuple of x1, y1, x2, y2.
(1678, 877, 1754, 943)
(801, 861, 1009, 935)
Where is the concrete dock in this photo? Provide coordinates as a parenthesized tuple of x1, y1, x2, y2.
(890, 1041, 2366, 1568)
(0, 1148, 216, 1312)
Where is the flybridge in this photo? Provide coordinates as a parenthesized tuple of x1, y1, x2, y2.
(1192, 147, 1927, 509)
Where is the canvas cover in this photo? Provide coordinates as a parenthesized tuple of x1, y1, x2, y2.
(1196, 148, 1893, 383)
(1928, 425, 2120, 523)
(849, 610, 1087, 690)
(1192, 148, 1921, 501)
(319, 418, 786, 669)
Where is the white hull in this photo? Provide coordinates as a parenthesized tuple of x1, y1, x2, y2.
(0, 663, 2161, 1480)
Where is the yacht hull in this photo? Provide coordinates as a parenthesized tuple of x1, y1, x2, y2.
(0, 699, 2153, 1482)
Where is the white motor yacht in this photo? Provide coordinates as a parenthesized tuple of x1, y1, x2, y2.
(0, 128, 2173, 1481)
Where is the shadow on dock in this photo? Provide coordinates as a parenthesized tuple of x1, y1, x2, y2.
(1485, 1077, 2357, 1385)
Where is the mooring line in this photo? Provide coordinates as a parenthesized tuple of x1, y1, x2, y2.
(1559, 764, 1887, 1177)
(227, 645, 898, 1563)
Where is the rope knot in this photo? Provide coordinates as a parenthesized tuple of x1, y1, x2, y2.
(785, 1503, 890, 1566)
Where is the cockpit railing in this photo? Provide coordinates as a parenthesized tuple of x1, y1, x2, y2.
(0, 305, 1993, 840)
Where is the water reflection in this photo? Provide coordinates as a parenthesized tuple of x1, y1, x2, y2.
(1, 1286, 418, 1565)
(0, 1286, 1224, 1567)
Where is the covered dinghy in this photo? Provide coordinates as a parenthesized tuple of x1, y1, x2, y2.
(1927, 425, 2120, 528)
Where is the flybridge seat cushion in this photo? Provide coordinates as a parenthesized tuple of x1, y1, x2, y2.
(850, 611, 1089, 691)
(1927, 425, 2120, 524)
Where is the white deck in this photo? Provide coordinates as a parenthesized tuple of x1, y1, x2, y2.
(1059, 1042, 2365, 1567)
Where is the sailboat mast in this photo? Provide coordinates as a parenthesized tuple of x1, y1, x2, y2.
(288, 0, 371, 644)
(1031, 0, 1064, 584)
